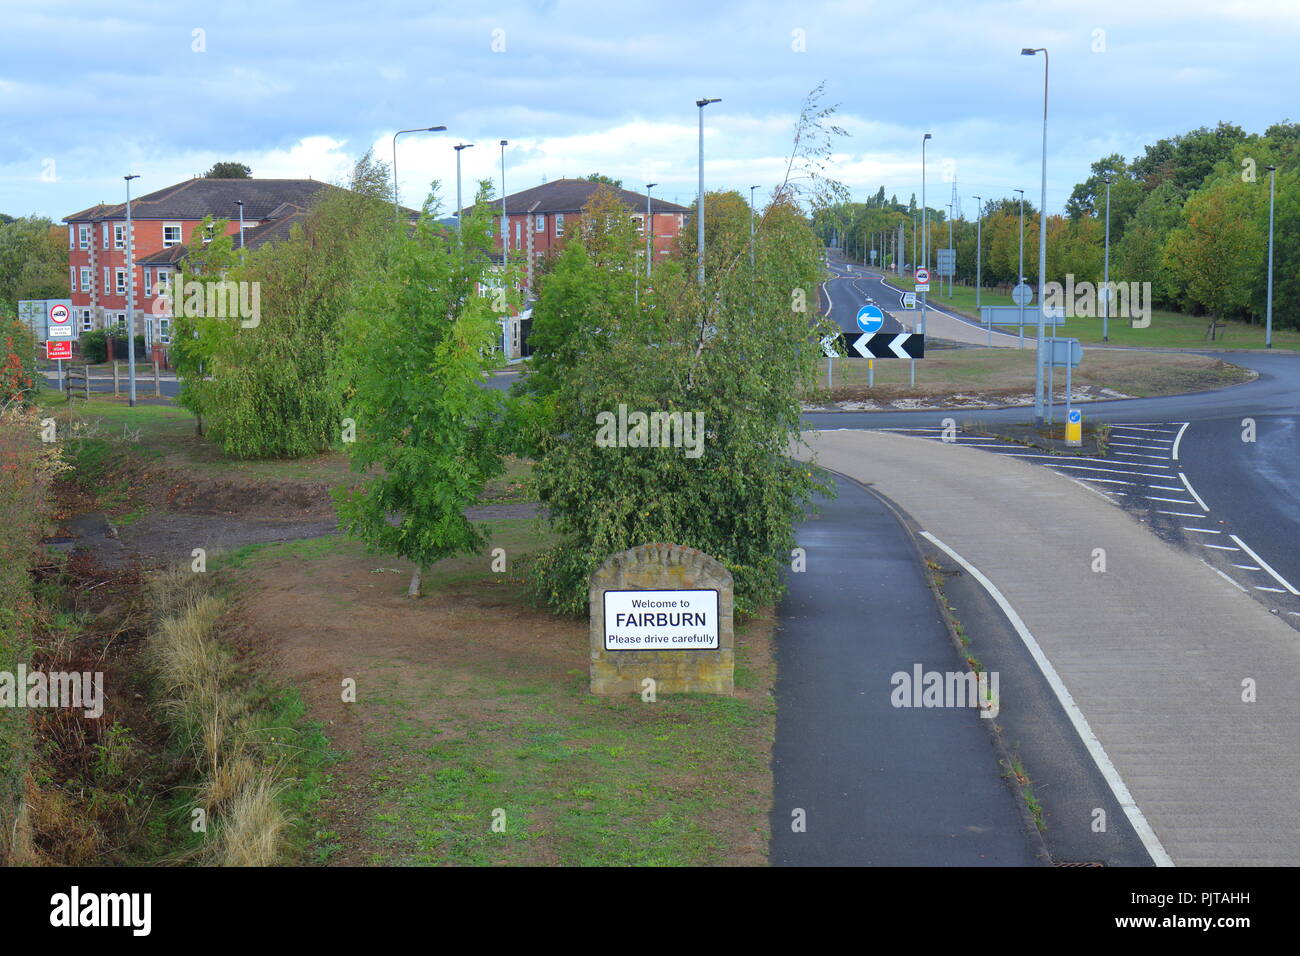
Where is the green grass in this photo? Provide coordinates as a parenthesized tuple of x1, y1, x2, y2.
(875, 272, 1300, 350)
(230, 518, 774, 866)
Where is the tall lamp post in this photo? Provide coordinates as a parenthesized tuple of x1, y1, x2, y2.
(946, 201, 954, 297)
(973, 195, 984, 344)
(1265, 164, 1277, 348)
(749, 184, 760, 268)
(392, 125, 446, 221)
(454, 143, 475, 231)
(1023, 46, 1050, 426)
(500, 140, 509, 267)
(645, 183, 658, 277)
(124, 174, 140, 407)
(695, 97, 721, 284)
(1102, 176, 1112, 341)
(233, 199, 245, 251)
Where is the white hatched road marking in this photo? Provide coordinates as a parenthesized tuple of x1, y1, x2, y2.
(1228, 535, 1299, 595)
(1201, 559, 1248, 593)
(1178, 473, 1209, 511)
(1172, 422, 1190, 460)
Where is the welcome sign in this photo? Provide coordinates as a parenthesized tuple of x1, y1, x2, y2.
(603, 589, 719, 650)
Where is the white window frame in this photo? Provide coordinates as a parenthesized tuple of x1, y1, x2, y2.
(79, 225, 89, 249)
(80, 309, 93, 332)
(80, 267, 91, 292)
(68, 225, 74, 249)
(70, 266, 76, 290)
(555, 214, 565, 237)
(114, 223, 125, 249)
(145, 316, 154, 347)
(115, 268, 127, 295)
(534, 214, 544, 233)
(158, 317, 171, 344)
(515, 221, 521, 245)
(143, 268, 152, 296)
(102, 222, 110, 249)
(103, 266, 110, 294)
(163, 223, 182, 247)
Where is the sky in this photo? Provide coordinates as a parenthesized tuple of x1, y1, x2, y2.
(2, 0, 1298, 222)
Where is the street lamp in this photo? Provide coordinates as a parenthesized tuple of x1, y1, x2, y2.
(233, 199, 245, 251)
(1102, 176, 1112, 341)
(499, 140, 509, 267)
(646, 183, 658, 278)
(749, 184, 760, 269)
(946, 201, 954, 297)
(392, 125, 447, 221)
(1023, 46, 1049, 425)
(1265, 164, 1277, 348)
(973, 196, 984, 343)
(454, 143, 475, 232)
(123, 175, 141, 406)
(695, 97, 721, 284)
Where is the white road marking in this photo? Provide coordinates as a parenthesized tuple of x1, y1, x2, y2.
(919, 530, 1174, 868)
(1156, 510, 1206, 518)
(1228, 535, 1299, 595)
(1113, 451, 1174, 461)
(1009, 453, 1169, 469)
(1148, 484, 1188, 492)
(1172, 422, 1189, 460)
(1079, 477, 1136, 485)
(1108, 440, 1173, 450)
(1201, 559, 1248, 593)
(1255, 586, 1287, 594)
(1183, 527, 1223, 534)
(1069, 478, 1119, 504)
(1231, 564, 1262, 571)
(1177, 473, 1209, 512)
(1111, 424, 1181, 433)
(1110, 434, 1175, 442)
(1142, 495, 1198, 504)
(1053, 464, 1176, 480)
(1202, 543, 1241, 552)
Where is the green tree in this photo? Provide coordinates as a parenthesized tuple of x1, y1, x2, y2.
(584, 173, 623, 189)
(524, 90, 840, 616)
(1164, 177, 1265, 321)
(204, 162, 252, 178)
(203, 151, 392, 458)
(333, 184, 507, 597)
(0, 217, 68, 308)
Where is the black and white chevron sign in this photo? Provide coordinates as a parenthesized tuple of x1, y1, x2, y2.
(830, 332, 925, 359)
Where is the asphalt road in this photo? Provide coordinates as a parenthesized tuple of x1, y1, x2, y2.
(771, 474, 1041, 866)
(820, 259, 908, 334)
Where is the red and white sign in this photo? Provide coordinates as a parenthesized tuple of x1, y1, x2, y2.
(46, 340, 72, 360)
(915, 268, 930, 286)
(49, 304, 70, 324)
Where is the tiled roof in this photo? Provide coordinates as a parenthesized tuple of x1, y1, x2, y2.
(470, 178, 691, 217)
(64, 178, 419, 223)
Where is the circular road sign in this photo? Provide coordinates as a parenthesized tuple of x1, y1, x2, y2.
(915, 267, 930, 285)
(49, 304, 70, 324)
(855, 304, 885, 334)
(1068, 408, 1081, 424)
(1012, 283, 1034, 307)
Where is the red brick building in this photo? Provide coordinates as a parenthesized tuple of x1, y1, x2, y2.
(481, 178, 689, 286)
(62, 178, 331, 362)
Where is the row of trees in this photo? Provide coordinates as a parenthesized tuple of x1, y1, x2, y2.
(168, 87, 842, 615)
(817, 121, 1300, 327)
(0, 215, 69, 317)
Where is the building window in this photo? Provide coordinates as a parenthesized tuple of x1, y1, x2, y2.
(155, 269, 169, 295)
(555, 214, 565, 237)
(114, 224, 125, 249)
(79, 267, 90, 291)
(633, 215, 644, 235)
(158, 318, 171, 344)
(534, 214, 544, 233)
(70, 266, 76, 290)
(103, 266, 110, 294)
(102, 223, 110, 249)
(515, 222, 521, 245)
(143, 268, 152, 296)
(202, 223, 215, 244)
(78, 225, 89, 249)
(115, 268, 127, 295)
(145, 317, 154, 347)
(68, 226, 74, 249)
(81, 309, 92, 332)
(163, 224, 181, 247)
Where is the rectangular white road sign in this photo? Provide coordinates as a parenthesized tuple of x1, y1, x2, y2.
(603, 589, 719, 651)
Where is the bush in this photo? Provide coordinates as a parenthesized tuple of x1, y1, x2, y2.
(78, 329, 146, 365)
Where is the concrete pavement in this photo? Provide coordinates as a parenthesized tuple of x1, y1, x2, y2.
(796, 429, 1300, 866)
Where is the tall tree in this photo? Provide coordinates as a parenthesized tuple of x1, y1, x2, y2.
(333, 183, 507, 597)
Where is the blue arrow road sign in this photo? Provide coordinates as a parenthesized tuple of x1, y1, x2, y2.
(1068, 409, 1081, 424)
(855, 304, 885, 334)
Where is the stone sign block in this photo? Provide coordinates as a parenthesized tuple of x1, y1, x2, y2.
(589, 543, 734, 696)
